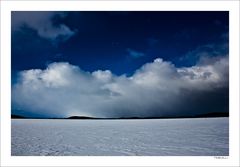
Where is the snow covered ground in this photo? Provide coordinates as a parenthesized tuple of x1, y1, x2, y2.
(11, 118, 228, 156)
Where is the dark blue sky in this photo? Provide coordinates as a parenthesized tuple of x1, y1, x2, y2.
(12, 11, 228, 76)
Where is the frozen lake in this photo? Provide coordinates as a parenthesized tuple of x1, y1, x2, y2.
(11, 117, 228, 156)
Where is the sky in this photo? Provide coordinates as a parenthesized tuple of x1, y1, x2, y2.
(11, 11, 229, 118)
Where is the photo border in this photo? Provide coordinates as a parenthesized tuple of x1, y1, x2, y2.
(1, 0, 239, 166)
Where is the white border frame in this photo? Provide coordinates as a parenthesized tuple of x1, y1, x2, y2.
(1, 0, 239, 166)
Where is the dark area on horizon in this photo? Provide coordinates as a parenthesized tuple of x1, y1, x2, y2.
(11, 112, 229, 120)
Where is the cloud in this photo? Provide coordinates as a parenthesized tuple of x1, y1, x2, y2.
(127, 48, 145, 58)
(147, 38, 159, 47)
(12, 55, 229, 118)
(12, 12, 75, 41)
(177, 34, 228, 66)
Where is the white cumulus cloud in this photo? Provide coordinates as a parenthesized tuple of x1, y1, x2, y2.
(12, 56, 228, 118)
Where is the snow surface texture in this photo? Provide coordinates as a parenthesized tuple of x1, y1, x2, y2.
(12, 118, 228, 156)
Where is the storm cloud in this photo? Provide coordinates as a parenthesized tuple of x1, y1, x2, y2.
(12, 56, 229, 118)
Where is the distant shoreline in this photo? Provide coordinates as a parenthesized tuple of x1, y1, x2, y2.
(11, 112, 229, 120)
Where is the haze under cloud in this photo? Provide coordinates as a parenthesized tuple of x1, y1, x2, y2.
(12, 56, 228, 118)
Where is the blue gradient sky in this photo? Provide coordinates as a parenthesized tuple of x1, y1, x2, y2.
(12, 11, 228, 76)
(11, 11, 229, 118)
